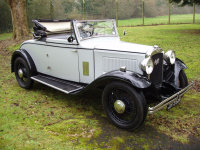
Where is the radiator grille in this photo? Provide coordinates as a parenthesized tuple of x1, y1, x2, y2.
(103, 57, 137, 73)
(149, 53, 163, 86)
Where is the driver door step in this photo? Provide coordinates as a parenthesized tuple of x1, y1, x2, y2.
(31, 75, 84, 94)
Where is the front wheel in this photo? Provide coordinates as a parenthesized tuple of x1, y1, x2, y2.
(14, 57, 34, 89)
(102, 82, 147, 130)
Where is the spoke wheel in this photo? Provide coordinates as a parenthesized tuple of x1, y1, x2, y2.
(102, 82, 147, 130)
(14, 57, 34, 89)
(108, 88, 137, 124)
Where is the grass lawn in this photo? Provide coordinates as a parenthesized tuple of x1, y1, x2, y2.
(0, 24, 200, 149)
(118, 24, 200, 80)
(118, 14, 200, 26)
(0, 33, 12, 41)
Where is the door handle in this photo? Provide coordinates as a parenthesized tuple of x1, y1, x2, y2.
(71, 50, 77, 52)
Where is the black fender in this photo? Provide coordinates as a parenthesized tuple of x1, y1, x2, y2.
(97, 70, 152, 88)
(163, 58, 187, 88)
(11, 49, 37, 76)
(73, 70, 162, 101)
(72, 70, 152, 95)
(174, 58, 187, 87)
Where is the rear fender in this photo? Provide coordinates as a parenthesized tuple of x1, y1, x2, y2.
(11, 49, 37, 76)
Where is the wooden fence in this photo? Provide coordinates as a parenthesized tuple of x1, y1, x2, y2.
(82, 0, 197, 26)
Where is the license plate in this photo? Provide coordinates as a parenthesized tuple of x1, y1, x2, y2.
(167, 97, 181, 110)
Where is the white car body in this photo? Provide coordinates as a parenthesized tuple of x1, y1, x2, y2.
(21, 37, 152, 84)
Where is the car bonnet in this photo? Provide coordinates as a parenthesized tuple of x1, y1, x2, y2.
(94, 41, 153, 54)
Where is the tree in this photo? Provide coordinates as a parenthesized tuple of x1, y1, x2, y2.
(5, 0, 29, 40)
(170, 0, 200, 6)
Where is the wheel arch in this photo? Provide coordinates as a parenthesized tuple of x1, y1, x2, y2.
(94, 70, 152, 88)
(73, 70, 163, 102)
(74, 70, 152, 94)
(11, 49, 37, 76)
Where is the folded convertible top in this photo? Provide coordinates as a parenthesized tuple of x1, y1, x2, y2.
(32, 19, 72, 36)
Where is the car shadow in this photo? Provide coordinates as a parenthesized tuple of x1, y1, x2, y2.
(31, 82, 200, 150)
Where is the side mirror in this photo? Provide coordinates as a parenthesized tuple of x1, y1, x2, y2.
(68, 36, 74, 43)
(123, 30, 127, 36)
(120, 30, 127, 39)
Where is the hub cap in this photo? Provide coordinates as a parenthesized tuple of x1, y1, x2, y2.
(114, 100, 125, 114)
(18, 69, 23, 78)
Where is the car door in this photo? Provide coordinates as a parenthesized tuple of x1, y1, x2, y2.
(46, 39, 79, 82)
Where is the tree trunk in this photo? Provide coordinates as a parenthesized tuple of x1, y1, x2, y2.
(5, 0, 29, 40)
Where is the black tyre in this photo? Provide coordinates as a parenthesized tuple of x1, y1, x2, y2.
(178, 70, 188, 89)
(14, 57, 34, 89)
(102, 82, 147, 130)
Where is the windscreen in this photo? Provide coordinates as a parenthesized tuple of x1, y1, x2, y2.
(75, 20, 117, 40)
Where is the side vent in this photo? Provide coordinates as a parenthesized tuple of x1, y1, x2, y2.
(103, 57, 137, 73)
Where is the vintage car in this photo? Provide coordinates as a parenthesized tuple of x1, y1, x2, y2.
(11, 19, 193, 130)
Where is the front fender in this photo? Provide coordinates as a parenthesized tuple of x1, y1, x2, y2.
(174, 58, 187, 87)
(11, 49, 37, 76)
(72, 70, 152, 95)
(163, 58, 187, 88)
(97, 70, 151, 88)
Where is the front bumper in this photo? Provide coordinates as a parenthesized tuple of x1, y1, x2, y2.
(148, 82, 194, 115)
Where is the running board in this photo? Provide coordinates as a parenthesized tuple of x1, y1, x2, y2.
(31, 75, 85, 94)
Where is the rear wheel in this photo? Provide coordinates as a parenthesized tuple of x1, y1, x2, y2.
(14, 57, 34, 89)
(102, 82, 147, 130)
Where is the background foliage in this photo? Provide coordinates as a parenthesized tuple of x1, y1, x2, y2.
(0, 0, 12, 33)
(0, 0, 200, 33)
(170, 0, 200, 6)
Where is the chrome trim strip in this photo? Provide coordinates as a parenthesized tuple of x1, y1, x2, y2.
(31, 77, 83, 94)
(148, 82, 194, 115)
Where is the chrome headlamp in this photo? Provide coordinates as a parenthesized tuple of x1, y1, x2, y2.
(164, 50, 176, 65)
(141, 58, 154, 75)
